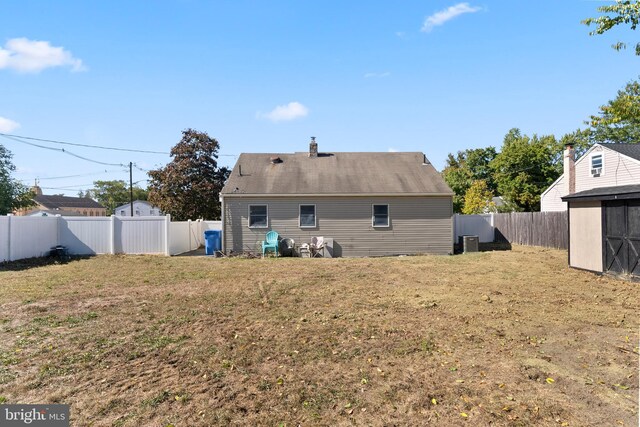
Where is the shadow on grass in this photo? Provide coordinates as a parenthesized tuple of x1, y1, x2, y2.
(453, 241, 512, 255)
(0, 255, 94, 272)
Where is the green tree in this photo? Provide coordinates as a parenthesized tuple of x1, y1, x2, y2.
(86, 180, 148, 215)
(490, 129, 560, 212)
(148, 129, 230, 221)
(0, 144, 35, 215)
(462, 180, 495, 214)
(582, 0, 640, 55)
(442, 147, 497, 213)
(588, 78, 640, 144)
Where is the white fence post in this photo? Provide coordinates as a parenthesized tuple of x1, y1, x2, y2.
(110, 215, 116, 255)
(164, 214, 171, 256)
(188, 219, 192, 251)
(7, 214, 12, 262)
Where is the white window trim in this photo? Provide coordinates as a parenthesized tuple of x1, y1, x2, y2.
(298, 204, 317, 228)
(589, 152, 604, 176)
(248, 204, 269, 229)
(372, 204, 390, 228)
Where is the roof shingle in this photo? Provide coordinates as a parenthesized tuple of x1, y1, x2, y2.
(221, 152, 453, 196)
(35, 195, 105, 209)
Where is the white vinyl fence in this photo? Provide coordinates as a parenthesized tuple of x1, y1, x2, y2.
(453, 214, 495, 243)
(0, 215, 221, 262)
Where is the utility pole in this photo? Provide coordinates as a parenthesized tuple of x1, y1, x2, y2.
(129, 162, 134, 217)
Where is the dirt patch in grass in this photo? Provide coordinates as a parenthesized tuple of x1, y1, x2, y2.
(0, 247, 637, 426)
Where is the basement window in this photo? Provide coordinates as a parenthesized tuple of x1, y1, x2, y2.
(372, 204, 389, 227)
(299, 205, 316, 228)
(248, 205, 268, 228)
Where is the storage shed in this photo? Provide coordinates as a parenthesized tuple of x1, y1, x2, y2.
(562, 184, 640, 278)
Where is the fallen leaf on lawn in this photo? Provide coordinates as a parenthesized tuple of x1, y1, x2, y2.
(546, 378, 555, 384)
(431, 398, 437, 405)
(460, 412, 468, 418)
(613, 384, 629, 390)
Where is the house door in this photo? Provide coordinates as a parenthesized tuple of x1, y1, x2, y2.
(604, 200, 640, 277)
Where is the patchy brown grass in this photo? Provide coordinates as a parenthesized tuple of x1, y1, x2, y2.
(0, 246, 637, 426)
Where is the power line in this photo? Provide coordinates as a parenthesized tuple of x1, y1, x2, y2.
(37, 170, 127, 180)
(0, 132, 170, 155)
(0, 132, 239, 157)
(0, 134, 126, 167)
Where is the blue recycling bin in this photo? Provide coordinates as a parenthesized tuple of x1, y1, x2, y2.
(204, 230, 222, 255)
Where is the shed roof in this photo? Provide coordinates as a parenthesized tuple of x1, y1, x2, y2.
(601, 143, 640, 161)
(561, 184, 640, 202)
(35, 195, 105, 209)
(221, 152, 453, 196)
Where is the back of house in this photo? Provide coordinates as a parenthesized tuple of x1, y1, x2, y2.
(220, 139, 454, 257)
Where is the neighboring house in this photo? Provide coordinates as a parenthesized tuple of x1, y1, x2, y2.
(28, 210, 83, 217)
(220, 138, 454, 257)
(17, 186, 107, 216)
(541, 143, 640, 212)
(114, 200, 162, 217)
(562, 184, 639, 278)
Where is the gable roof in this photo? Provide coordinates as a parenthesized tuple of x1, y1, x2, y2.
(35, 195, 105, 210)
(221, 152, 453, 196)
(600, 143, 640, 161)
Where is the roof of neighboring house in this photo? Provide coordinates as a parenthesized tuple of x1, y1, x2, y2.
(114, 200, 157, 211)
(35, 195, 105, 210)
(28, 209, 84, 217)
(600, 143, 640, 161)
(221, 152, 453, 196)
(561, 184, 640, 202)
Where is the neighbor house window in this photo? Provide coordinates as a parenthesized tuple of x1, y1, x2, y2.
(299, 205, 316, 228)
(590, 153, 603, 176)
(249, 205, 268, 228)
(372, 204, 389, 227)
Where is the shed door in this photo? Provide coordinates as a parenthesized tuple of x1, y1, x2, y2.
(604, 200, 640, 277)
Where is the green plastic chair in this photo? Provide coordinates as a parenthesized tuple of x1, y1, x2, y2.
(261, 230, 279, 257)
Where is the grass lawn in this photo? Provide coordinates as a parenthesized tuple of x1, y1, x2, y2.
(0, 246, 637, 426)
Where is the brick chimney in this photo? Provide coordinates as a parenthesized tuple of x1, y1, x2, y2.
(563, 143, 575, 195)
(309, 136, 318, 158)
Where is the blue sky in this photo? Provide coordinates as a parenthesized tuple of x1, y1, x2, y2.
(0, 1, 637, 196)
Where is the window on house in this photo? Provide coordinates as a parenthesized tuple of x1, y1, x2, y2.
(135, 209, 140, 216)
(120, 210, 125, 216)
(249, 205, 268, 228)
(591, 154, 603, 176)
(372, 204, 389, 227)
(299, 205, 316, 228)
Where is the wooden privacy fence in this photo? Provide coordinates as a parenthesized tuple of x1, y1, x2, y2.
(493, 211, 568, 249)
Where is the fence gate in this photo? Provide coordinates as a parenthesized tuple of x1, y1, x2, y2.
(604, 200, 640, 277)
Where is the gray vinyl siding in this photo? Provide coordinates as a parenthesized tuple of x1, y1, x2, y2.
(223, 196, 453, 256)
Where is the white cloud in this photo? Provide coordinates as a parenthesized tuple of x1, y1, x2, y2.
(388, 148, 399, 152)
(364, 72, 391, 78)
(258, 101, 309, 122)
(0, 116, 20, 133)
(421, 3, 482, 32)
(0, 38, 85, 73)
